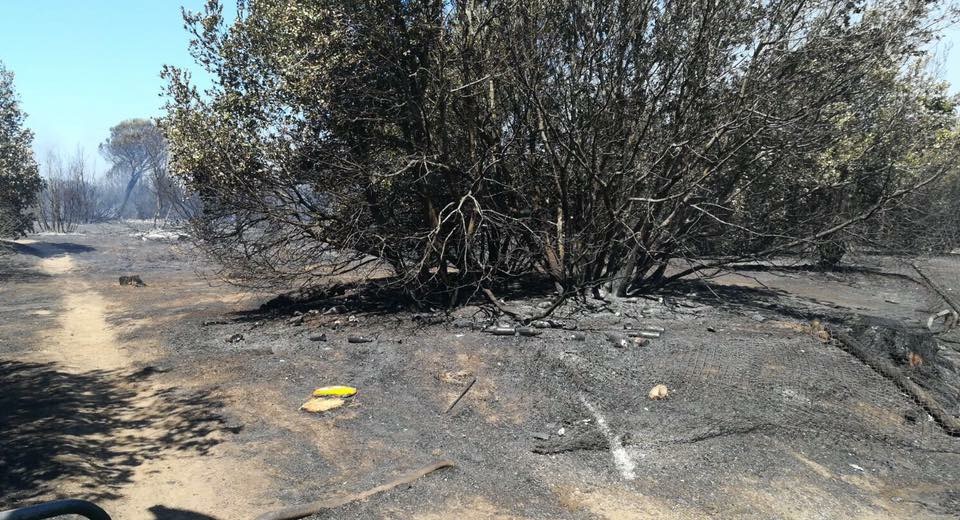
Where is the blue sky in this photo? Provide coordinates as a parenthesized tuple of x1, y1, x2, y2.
(0, 2, 958, 177)
(0, 1, 235, 174)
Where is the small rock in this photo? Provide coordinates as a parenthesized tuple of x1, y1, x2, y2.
(308, 333, 327, 342)
(536, 301, 553, 309)
(706, 326, 717, 333)
(118, 275, 147, 287)
(226, 333, 244, 343)
(530, 320, 551, 329)
(347, 315, 358, 323)
(531, 432, 550, 441)
(648, 384, 669, 400)
(569, 332, 586, 341)
(323, 306, 341, 315)
(308, 309, 320, 315)
(347, 335, 374, 343)
(557, 427, 566, 437)
(605, 332, 631, 348)
(487, 327, 516, 336)
(288, 315, 305, 325)
(517, 327, 542, 337)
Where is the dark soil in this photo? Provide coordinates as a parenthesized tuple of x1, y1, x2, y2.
(2, 223, 959, 519)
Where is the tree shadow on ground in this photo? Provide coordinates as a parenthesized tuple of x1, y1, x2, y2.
(662, 278, 855, 323)
(0, 360, 238, 508)
(0, 249, 53, 283)
(230, 274, 559, 324)
(726, 262, 922, 284)
(3, 241, 96, 258)
(226, 262, 920, 329)
(0, 265, 51, 283)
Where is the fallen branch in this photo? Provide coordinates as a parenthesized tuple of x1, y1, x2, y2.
(532, 430, 611, 454)
(444, 377, 477, 414)
(677, 424, 766, 444)
(254, 460, 456, 520)
(830, 329, 960, 436)
(481, 287, 566, 324)
(926, 309, 959, 332)
(911, 262, 960, 317)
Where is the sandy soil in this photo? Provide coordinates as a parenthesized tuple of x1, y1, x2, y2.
(2, 232, 276, 519)
(1, 223, 959, 519)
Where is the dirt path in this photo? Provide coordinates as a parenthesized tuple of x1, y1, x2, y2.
(31, 254, 129, 371)
(6, 229, 960, 519)
(16, 250, 274, 520)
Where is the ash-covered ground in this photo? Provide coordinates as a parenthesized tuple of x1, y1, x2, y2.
(2, 222, 959, 519)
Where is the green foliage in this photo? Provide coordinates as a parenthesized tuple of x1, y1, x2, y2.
(162, 0, 960, 298)
(0, 62, 42, 238)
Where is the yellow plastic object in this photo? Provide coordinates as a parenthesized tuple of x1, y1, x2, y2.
(312, 385, 358, 397)
(301, 397, 345, 413)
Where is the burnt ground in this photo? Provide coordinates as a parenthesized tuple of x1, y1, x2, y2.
(1, 222, 959, 519)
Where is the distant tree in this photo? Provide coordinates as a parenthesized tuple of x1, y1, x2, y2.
(35, 149, 105, 233)
(99, 119, 166, 219)
(0, 61, 42, 239)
